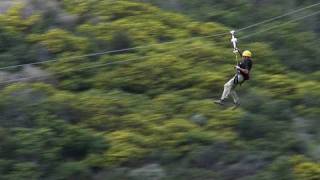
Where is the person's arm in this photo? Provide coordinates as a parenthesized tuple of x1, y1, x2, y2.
(237, 67, 249, 74)
(236, 60, 250, 74)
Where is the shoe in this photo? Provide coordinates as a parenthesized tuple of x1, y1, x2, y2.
(214, 99, 225, 105)
(232, 102, 240, 110)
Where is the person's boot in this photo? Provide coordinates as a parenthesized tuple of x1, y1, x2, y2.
(214, 99, 225, 105)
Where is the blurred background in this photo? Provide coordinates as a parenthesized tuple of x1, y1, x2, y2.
(0, 0, 319, 179)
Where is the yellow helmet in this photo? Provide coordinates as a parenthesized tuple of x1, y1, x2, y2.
(242, 50, 252, 57)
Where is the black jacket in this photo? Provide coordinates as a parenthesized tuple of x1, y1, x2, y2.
(236, 49, 253, 80)
(238, 58, 252, 80)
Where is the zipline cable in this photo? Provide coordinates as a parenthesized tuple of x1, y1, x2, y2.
(0, 6, 320, 85)
(236, 1, 320, 32)
(0, 1, 319, 71)
(0, 32, 229, 71)
(0, 55, 217, 86)
(0, 42, 230, 85)
(1, 9, 320, 85)
(240, 10, 320, 40)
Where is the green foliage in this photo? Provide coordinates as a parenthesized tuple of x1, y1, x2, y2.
(251, 156, 294, 180)
(28, 28, 89, 54)
(0, 124, 107, 178)
(0, 4, 40, 33)
(144, 0, 320, 72)
(294, 162, 320, 180)
(3, 162, 41, 180)
(110, 31, 133, 50)
(105, 130, 150, 165)
(54, 161, 91, 180)
(0, 0, 319, 179)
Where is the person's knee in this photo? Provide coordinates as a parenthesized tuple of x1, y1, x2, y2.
(224, 82, 232, 87)
(224, 83, 232, 88)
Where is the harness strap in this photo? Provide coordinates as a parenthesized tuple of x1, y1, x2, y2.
(233, 76, 238, 85)
(233, 74, 239, 85)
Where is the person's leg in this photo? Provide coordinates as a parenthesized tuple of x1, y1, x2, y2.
(230, 90, 239, 104)
(220, 76, 236, 100)
(230, 74, 244, 106)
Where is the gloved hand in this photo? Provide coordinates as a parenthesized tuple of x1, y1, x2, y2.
(235, 65, 240, 69)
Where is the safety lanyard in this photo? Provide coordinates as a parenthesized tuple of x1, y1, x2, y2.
(230, 30, 239, 65)
(230, 30, 240, 77)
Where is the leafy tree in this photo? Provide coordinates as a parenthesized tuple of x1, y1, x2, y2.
(0, 0, 319, 179)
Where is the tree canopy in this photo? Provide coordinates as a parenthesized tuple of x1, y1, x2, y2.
(0, 0, 319, 179)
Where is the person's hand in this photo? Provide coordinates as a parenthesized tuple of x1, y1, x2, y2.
(235, 66, 240, 69)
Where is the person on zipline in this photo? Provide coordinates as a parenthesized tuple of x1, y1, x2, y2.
(214, 49, 253, 107)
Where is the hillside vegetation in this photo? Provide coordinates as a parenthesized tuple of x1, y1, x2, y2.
(140, 0, 320, 72)
(0, 0, 319, 179)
